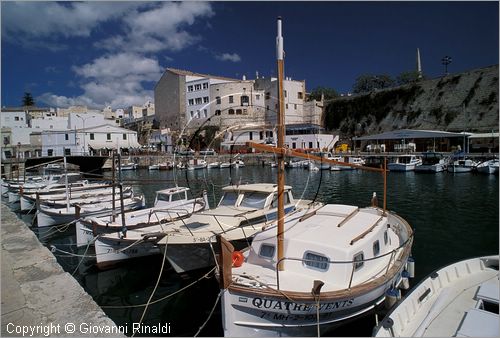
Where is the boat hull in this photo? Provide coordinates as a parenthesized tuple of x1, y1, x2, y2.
(94, 236, 162, 269)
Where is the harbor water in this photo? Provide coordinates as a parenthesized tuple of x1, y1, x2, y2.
(14, 166, 499, 336)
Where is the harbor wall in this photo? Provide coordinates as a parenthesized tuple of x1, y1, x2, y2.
(0, 204, 124, 337)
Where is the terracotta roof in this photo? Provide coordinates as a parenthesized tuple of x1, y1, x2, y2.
(166, 68, 240, 82)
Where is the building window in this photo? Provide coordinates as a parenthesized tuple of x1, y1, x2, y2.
(203, 109, 207, 118)
(259, 131, 263, 140)
(216, 96, 221, 104)
(243, 109, 247, 114)
(284, 90, 287, 97)
(265, 92, 270, 100)
(309, 141, 313, 148)
(195, 98, 202, 105)
(188, 85, 193, 92)
(123, 134, 127, 140)
(229, 95, 234, 104)
(256, 94, 261, 100)
(47, 149, 53, 156)
(228, 109, 235, 115)
(215, 110, 221, 116)
(236, 109, 242, 115)
(298, 92, 303, 99)
(303, 251, 329, 271)
(294, 104, 297, 110)
(249, 132, 253, 140)
(107, 133, 111, 140)
(65, 134, 69, 141)
(241, 95, 249, 106)
(3, 136, 10, 145)
(203, 82, 209, 89)
(64, 148, 71, 156)
(353, 252, 364, 271)
(286, 104, 288, 109)
(292, 142, 296, 149)
(195, 84, 202, 91)
(90, 133, 94, 140)
(14, 116, 19, 121)
(203, 96, 209, 103)
(188, 99, 194, 106)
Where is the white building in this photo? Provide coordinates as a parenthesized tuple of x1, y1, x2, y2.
(0, 109, 28, 128)
(83, 124, 141, 156)
(31, 116, 68, 130)
(68, 112, 107, 130)
(220, 124, 338, 153)
(40, 129, 79, 156)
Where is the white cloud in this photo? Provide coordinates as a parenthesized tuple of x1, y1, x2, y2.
(39, 53, 162, 109)
(1, 2, 140, 47)
(216, 53, 242, 63)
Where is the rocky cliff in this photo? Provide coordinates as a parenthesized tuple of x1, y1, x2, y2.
(325, 64, 499, 136)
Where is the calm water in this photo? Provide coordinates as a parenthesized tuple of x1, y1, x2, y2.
(16, 166, 499, 336)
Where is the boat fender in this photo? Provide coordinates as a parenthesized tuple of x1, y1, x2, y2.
(232, 251, 244, 267)
(406, 257, 415, 278)
(384, 288, 400, 310)
(400, 270, 410, 290)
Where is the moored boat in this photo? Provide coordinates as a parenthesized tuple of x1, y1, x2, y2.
(373, 255, 499, 337)
(447, 158, 478, 173)
(476, 158, 499, 175)
(414, 152, 447, 173)
(388, 155, 422, 172)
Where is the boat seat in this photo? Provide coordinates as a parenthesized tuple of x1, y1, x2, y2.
(475, 278, 499, 305)
(455, 308, 499, 337)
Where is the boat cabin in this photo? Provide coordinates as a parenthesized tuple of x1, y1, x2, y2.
(154, 187, 190, 206)
(218, 184, 294, 211)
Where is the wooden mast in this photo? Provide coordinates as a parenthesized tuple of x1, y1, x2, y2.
(276, 17, 286, 271)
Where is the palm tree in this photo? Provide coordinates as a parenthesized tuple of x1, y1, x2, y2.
(22, 92, 35, 107)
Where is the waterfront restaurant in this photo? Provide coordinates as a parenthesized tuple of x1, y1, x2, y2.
(352, 129, 472, 153)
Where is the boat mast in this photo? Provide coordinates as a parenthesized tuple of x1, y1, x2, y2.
(276, 17, 285, 271)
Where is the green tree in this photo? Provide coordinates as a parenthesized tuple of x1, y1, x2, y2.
(22, 92, 35, 107)
(308, 86, 338, 101)
(352, 74, 394, 94)
(396, 70, 423, 85)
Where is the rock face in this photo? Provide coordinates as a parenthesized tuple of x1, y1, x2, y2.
(325, 65, 499, 136)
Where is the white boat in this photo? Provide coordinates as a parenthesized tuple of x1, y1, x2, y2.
(187, 158, 207, 170)
(447, 158, 478, 173)
(6, 173, 81, 203)
(94, 183, 319, 272)
(207, 162, 221, 169)
(476, 159, 499, 175)
(76, 187, 209, 248)
(388, 155, 422, 172)
(233, 159, 245, 168)
(373, 255, 499, 337)
(220, 162, 231, 168)
(35, 193, 145, 227)
(414, 152, 447, 173)
(330, 156, 365, 171)
(311, 152, 333, 170)
(19, 181, 110, 212)
(308, 161, 320, 171)
(216, 18, 415, 337)
(285, 159, 302, 168)
(148, 164, 160, 170)
(116, 162, 137, 171)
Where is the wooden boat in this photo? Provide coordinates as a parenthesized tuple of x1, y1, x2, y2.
(116, 162, 137, 171)
(187, 158, 207, 170)
(94, 183, 319, 272)
(373, 255, 499, 337)
(35, 192, 145, 227)
(216, 18, 414, 337)
(76, 187, 209, 248)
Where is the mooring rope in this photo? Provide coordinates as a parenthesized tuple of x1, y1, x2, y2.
(71, 235, 99, 276)
(194, 290, 222, 337)
(50, 245, 97, 258)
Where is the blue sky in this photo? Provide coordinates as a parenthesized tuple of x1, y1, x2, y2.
(1, 1, 498, 109)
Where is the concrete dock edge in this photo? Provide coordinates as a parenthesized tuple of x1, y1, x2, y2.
(1, 203, 124, 337)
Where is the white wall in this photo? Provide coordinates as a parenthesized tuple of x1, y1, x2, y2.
(31, 116, 68, 130)
(41, 130, 80, 156)
(1, 111, 28, 128)
(68, 112, 106, 129)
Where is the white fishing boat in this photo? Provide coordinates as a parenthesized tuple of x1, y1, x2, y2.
(476, 158, 499, 175)
(388, 155, 422, 172)
(330, 156, 366, 171)
(220, 162, 231, 168)
(148, 164, 160, 170)
(6, 173, 81, 203)
(36, 193, 145, 227)
(19, 181, 111, 212)
(94, 183, 319, 271)
(116, 162, 137, 171)
(76, 187, 209, 248)
(207, 161, 221, 169)
(373, 255, 499, 337)
(285, 159, 302, 168)
(414, 152, 447, 173)
(233, 159, 245, 168)
(447, 158, 478, 173)
(216, 18, 414, 337)
(187, 158, 208, 170)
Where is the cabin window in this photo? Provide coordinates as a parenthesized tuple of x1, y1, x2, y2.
(259, 244, 275, 259)
(271, 192, 290, 208)
(384, 230, 389, 245)
(353, 252, 364, 271)
(170, 192, 186, 201)
(373, 240, 380, 256)
(219, 192, 239, 206)
(303, 251, 329, 271)
(240, 192, 268, 209)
